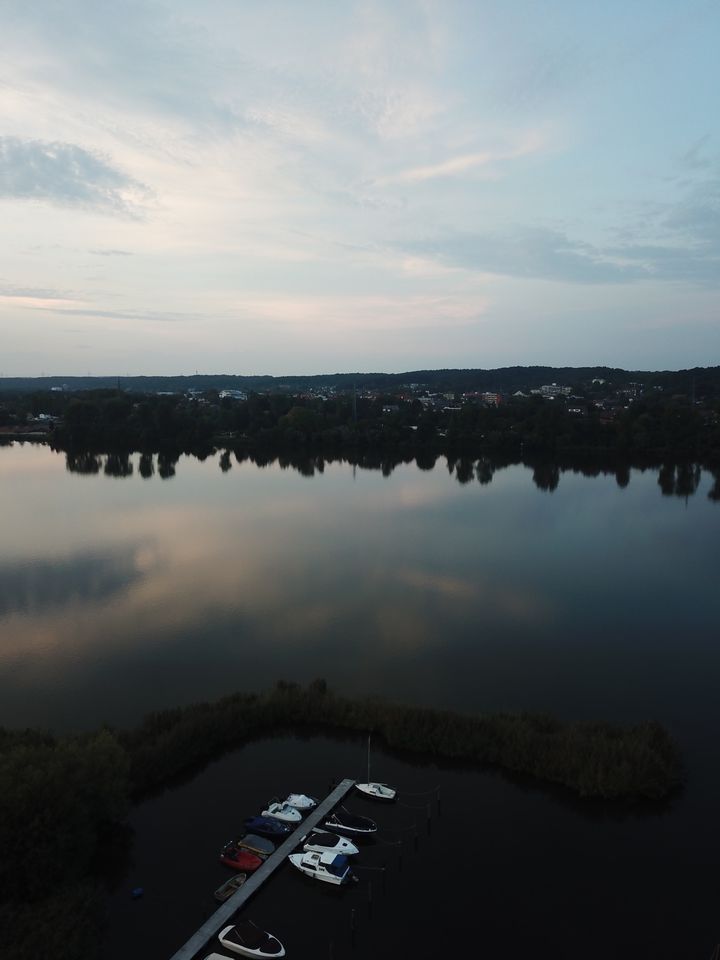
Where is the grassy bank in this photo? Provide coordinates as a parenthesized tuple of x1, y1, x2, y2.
(121, 680, 682, 802)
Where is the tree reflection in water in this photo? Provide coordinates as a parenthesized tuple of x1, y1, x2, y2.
(59, 447, 720, 503)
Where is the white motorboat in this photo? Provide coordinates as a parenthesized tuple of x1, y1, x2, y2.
(355, 734, 397, 801)
(285, 792, 318, 810)
(303, 829, 359, 856)
(262, 800, 302, 823)
(216, 919, 286, 958)
(287, 850, 354, 885)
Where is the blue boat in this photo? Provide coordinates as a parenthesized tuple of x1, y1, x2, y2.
(243, 816, 293, 840)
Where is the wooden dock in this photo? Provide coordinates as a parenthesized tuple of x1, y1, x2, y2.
(168, 778, 356, 960)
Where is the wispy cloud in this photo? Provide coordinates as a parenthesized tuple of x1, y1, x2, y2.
(0, 137, 149, 214)
(231, 292, 490, 331)
(0, 284, 82, 309)
(375, 133, 546, 186)
(404, 227, 646, 284)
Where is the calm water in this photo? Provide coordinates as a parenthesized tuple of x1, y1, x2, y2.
(1, 443, 719, 957)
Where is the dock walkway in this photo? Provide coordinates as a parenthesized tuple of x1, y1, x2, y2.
(168, 778, 356, 960)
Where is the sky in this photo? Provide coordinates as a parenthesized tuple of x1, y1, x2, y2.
(1, 0, 719, 376)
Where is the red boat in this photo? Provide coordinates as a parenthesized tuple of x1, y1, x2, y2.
(220, 842, 263, 872)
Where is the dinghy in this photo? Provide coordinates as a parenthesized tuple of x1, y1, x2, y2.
(217, 919, 286, 958)
(213, 873, 247, 902)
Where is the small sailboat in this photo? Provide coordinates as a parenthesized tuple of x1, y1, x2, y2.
(354, 734, 397, 801)
(262, 800, 302, 823)
(217, 919, 286, 957)
(288, 850, 354, 885)
(303, 829, 358, 856)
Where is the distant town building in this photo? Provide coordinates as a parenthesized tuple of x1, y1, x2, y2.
(219, 389, 247, 400)
(533, 383, 572, 397)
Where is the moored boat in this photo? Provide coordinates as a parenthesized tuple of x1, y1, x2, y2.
(262, 800, 302, 823)
(303, 829, 359, 856)
(218, 920, 286, 958)
(236, 833, 275, 859)
(288, 850, 354, 885)
(285, 792, 317, 810)
(213, 873, 247, 902)
(354, 781, 397, 801)
(324, 806, 377, 836)
(243, 816, 293, 840)
(220, 841, 263, 872)
(355, 734, 397, 801)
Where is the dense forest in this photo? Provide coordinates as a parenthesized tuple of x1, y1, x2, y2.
(0, 682, 682, 959)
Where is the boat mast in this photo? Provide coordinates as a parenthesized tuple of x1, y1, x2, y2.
(367, 733, 371, 783)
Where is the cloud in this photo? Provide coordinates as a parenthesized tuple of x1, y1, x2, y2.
(48, 306, 190, 324)
(0, 136, 149, 214)
(0, 283, 83, 309)
(405, 174, 720, 288)
(405, 227, 648, 284)
(230, 292, 489, 330)
(374, 133, 546, 186)
(664, 174, 720, 247)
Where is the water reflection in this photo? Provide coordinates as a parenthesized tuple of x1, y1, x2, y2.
(657, 462, 701, 499)
(0, 548, 143, 617)
(2, 443, 720, 734)
(58, 447, 720, 502)
(138, 452, 153, 479)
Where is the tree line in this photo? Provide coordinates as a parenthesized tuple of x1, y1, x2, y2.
(2, 386, 720, 464)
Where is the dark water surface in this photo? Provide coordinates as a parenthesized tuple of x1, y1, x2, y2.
(1, 444, 719, 956)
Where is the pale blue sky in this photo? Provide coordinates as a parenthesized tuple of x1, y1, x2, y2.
(1, 0, 718, 375)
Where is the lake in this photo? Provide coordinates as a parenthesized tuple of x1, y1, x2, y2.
(1, 443, 719, 957)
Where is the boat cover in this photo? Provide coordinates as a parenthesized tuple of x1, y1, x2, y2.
(328, 809, 377, 831)
(326, 855, 349, 878)
(238, 833, 275, 854)
(243, 816, 292, 837)
(308, 830, 338, 847)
